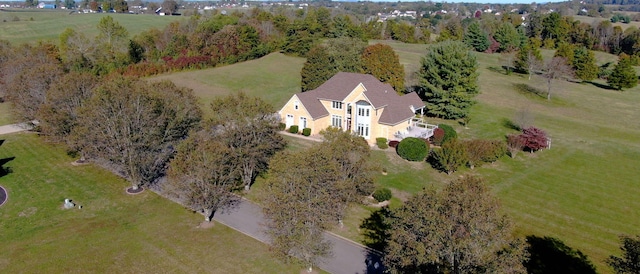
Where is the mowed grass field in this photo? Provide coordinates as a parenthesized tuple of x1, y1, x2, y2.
(0, 10, 183, 45)
(159, 42, 640, 272)
(0, 133, 308, 273)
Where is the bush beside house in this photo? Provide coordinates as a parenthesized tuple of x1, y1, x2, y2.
(397, 137, 429, 161)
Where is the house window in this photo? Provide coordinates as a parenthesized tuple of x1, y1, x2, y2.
(331, 115, 342, 128)
(356, 123, 369, 138)
(299, 117, 307, 129)
(294, 100, 299, 110)
(332, 101, 343, 109)
(358, 108, 370, 117)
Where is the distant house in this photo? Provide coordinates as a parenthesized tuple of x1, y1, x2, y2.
(279, 72, 436, 145)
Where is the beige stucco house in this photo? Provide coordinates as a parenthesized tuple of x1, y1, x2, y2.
(279, 72, 436, 145)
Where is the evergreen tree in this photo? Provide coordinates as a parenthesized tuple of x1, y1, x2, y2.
(494, 22, 521, 52)
(300, 46, 335, 92)
(554, 42, 576, 65)
(361, 43, 405, 93)
(418, 40, 479, 119)
(463, 21, 490, 52)
(515, 42, 543, 79)
(573, 47, 598, 81)
(608, 57, 638, 90)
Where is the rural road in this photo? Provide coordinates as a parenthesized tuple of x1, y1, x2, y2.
(214, 199, 386, 274)
(0, 122, 32, 135)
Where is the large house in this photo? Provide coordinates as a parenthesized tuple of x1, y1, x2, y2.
(279, 72, 437, 145)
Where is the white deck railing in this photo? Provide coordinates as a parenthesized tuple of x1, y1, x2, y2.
(393, 118, 438, 140)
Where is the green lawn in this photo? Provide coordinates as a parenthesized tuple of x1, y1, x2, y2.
(0, 102, 15, 125)
(0, 10, 184, 45)
(0, 133, 307, 273)
(146, 42, 640, 272)
(149, 52, 305, 118)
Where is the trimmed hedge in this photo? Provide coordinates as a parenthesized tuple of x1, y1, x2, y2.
(372, 188, 392, 202)
(376, 137, 389, 149)
(397, 137, 429, 161)
(302, 128, 311, 136)
(278, 123, 286, 131)
(388, 140, 400, 148)
(289, 125, 299, 134)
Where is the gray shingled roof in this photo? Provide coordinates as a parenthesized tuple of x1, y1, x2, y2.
(293, 72, 425, 125)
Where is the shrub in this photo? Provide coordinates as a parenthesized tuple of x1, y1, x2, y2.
(376, 138, 388, 149)
(302, 128, 311, 136)
(388, 140, 400, 148)
(432, 127, 445, 145)
(289, 125, 299, 134)
(438, 124, 457, 144)
(462, 139, 507, 169)
(520, 126, 548, 152)
(429, 139, 467, 174)
(506, 134, 525, 158)
(372, 188, 392, 202)
(397, 137, 429, 161)
(278, 123, 286, 131)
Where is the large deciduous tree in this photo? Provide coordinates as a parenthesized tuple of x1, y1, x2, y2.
(37, 72, 98, 145)
(540, 56, 574, 100)
(361, 43, 405, 93)
(262, 149, 338, 271)
(384, 176, 527, 274)
(418, 40, 479, 119)
(167, 130, 241, 222)
(73, 77, 202, 190)
(209, 92, 286, 191)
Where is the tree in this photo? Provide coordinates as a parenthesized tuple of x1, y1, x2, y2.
(519, 126, 548, 152)
(515, 43, 543, 80)
(572, 47, 598, 81)
(301, 45, 335, 92)
(161, 0, 178, 15)
(418, 40, 479, 119)
(506, 134, 525, 158)
(73, 77, 202, 190)
(608, 57, 638, 90)
(429, 139, 467, 174)
(554, 42, 576, 65)
(361, 43, 405, 93)
(319, 127, 375, 226)
(463, 21, 490, 52)
(37, 72, 97, 145)
(3, 43, 64, 122)
(167, 130, 240, 222)
(540, 56, 574, 100)
(96, 16, 128, 47)
(262, 149, 338, 271)
(208, 92, 286, 191)
(384, 176, 527, 274)
(608, 235, 640, 274)
(494, 22, 521, 52)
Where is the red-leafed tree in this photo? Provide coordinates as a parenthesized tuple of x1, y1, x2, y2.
(520, 127, 548, 152)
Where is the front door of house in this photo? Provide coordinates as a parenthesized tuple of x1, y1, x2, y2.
(285, 114, 294, 128)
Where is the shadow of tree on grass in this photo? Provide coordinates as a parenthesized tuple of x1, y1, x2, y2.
(360, 207, 391, 252)
(513, 83, 547, 99)
(526, 235, 597, 274)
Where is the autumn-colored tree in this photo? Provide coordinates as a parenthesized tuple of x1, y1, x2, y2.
(361, 43, 405, 93)
(384, 176, 527, 273)
(519, 126, 548, 152)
